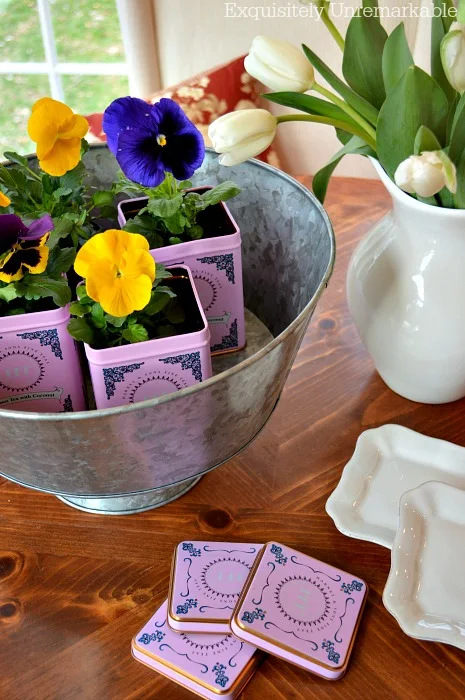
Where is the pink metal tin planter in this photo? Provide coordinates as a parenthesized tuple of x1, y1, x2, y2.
(118, 189, 246, 356)
(84, 266, 212, 409)
(231, 542, 368, 680)
(0, 305, 86, 413)
(168, 541, 262, 634)
(132, 600, 261, 700)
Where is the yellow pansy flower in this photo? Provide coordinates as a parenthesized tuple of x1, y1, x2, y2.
(27, 97, 89, 177)
(0, 192, 11, 207)
(75, 229, 156, 317)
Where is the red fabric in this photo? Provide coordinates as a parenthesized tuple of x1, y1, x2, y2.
(86, 55, 280, 168)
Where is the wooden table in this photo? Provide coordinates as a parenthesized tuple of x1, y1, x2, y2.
(1, 176, 465, 700)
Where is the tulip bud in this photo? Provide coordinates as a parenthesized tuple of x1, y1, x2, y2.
(208, 109, 277, 167)
(244, 36, 315, 93)
(394, 151, 457, 198)
(441, 22, 465, 94)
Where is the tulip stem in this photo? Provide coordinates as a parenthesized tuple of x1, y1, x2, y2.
(276, 114, 377, 150)
(313, 83, 377, 142)
(320, 9, 345, 51)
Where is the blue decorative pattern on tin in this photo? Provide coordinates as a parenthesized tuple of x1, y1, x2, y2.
(241, 607, 265, 624)
(213, 663, 229, 688)
(160, 352, 202, 381)
(197, 253, 235, 283)
(322, 639, 340, 664)
(210, 319, 238, 353)
(17, 328, 63, 360)
(138, 631, 165, 645)
(102, 363, 144, 400)
(341, 580, 363, 594)
(182, 542, 201, 557)
(271, 544, 288, 565)
(176, 598, 198, 615)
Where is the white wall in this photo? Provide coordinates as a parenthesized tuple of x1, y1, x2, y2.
(152, 0, 431, 177)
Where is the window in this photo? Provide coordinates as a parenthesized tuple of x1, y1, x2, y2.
(0, 0, 129, 154)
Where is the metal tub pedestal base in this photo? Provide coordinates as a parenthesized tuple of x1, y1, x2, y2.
(56, 476, 202, 515)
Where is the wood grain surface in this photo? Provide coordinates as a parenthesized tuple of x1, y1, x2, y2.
(2, 176, 465, 700)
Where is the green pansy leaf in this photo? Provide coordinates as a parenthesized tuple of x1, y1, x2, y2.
(177, 180, 193, 190)
(0, 284, 19, 302)
(105, 313, 128, 328)
(91, 190, 114, 207)
(22, 275, 71, 307)
(46, 246, 76, 276)
(168, 236, 182, 245)
(302, 44, 379, 126)
(154, 265, 172, 281)
(189, 225, 203, 240)
(197, 181, 241, 209)
(69, 301, 88, 317)
(52, 187, 73, 201)
(91, 303, 107, 329)
(164, 301, 185, 324)
(414, 125, 442, 155)
(147, 194, 183, 218)
(343, 15, 387, 110)
(145, 291, 172, 315)
(122, 323, 149, 344)
(382, 23, 414, 93)
(67, 317, 95, 345)
(377, 65, 449, 177)
(3, 151, 29, 168)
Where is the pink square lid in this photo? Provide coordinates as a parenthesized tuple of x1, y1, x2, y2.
(168, 541, 262, 632)
(132, 600, 261, 699)
(231, 542, 368, 678)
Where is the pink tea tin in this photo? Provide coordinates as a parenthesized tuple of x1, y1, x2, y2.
(118, 190, 246, 356)
(231, 542, 368, 680)
(168, 541, 262, 634)
(0, 304, 85, 412)
(84, 266, 212, 409)
(132, 600, 261, 700)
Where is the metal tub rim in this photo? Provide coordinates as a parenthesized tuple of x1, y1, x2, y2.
(0, 152, 335, 423)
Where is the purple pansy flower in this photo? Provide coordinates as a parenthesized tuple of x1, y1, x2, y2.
(0, 214, 53, 282)
(103, 97, 205, 187)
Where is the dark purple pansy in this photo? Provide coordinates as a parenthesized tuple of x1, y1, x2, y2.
(0, 214, 53, 256)
(103, 97, 205, 187)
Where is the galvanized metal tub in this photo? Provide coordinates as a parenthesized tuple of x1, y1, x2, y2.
(0, 146, 335, 514)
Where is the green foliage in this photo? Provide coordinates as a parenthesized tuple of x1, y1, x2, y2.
(0, 246, 74, 316)
(342, 15, 388, 109)
(67, 266, 184, 349)
(313, 136, 376, 204)
(377, 66, 449, 177)
(115, 172, 240, 247)
(382, 23, 414, 93)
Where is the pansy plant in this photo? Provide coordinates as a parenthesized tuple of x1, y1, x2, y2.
(0, 214, 75, 315)
(104, 96, 241, 246)
(68, 229, 185, 349)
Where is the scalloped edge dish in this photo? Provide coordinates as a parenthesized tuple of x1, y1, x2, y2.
(383, 481, 465, 651)
(325, 424, 465, 549)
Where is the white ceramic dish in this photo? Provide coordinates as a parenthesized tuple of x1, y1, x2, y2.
(383, 481, 465, 651)
(325, 424, 465, 549)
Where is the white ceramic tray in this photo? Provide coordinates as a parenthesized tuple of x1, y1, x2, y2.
(383, 481, 465, 650)
(325, 424, 465, 548)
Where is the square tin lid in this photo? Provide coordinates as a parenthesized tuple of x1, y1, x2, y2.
(132, 600, 261, 700)
(168, 541, 263, 633)
(231, 542, 368, 679)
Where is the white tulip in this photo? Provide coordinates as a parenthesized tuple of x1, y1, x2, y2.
(244, 36, 315, 93)
(441, 22, 465, 94)
(394, 151, 457, 198)
(208, 109, 277, 166)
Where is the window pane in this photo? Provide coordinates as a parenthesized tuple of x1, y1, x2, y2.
(0, 0, 45, 61)
(63, 74, 128, 116)
(0, 74, 50, 156)
(51, 0, 125, 62)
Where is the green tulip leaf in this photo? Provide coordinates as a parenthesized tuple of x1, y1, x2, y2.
(312, 136, 375, 204)
(265, 92, 361, 132)
(414, 125, 442, 155)
(432, 0, 457, 105)
(377, 66, 449, 177)
(382, 23, 414, 93)
(449, 93, 465, 164)
(342, 15, 387, 109)
(302, 43, 379, 126)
